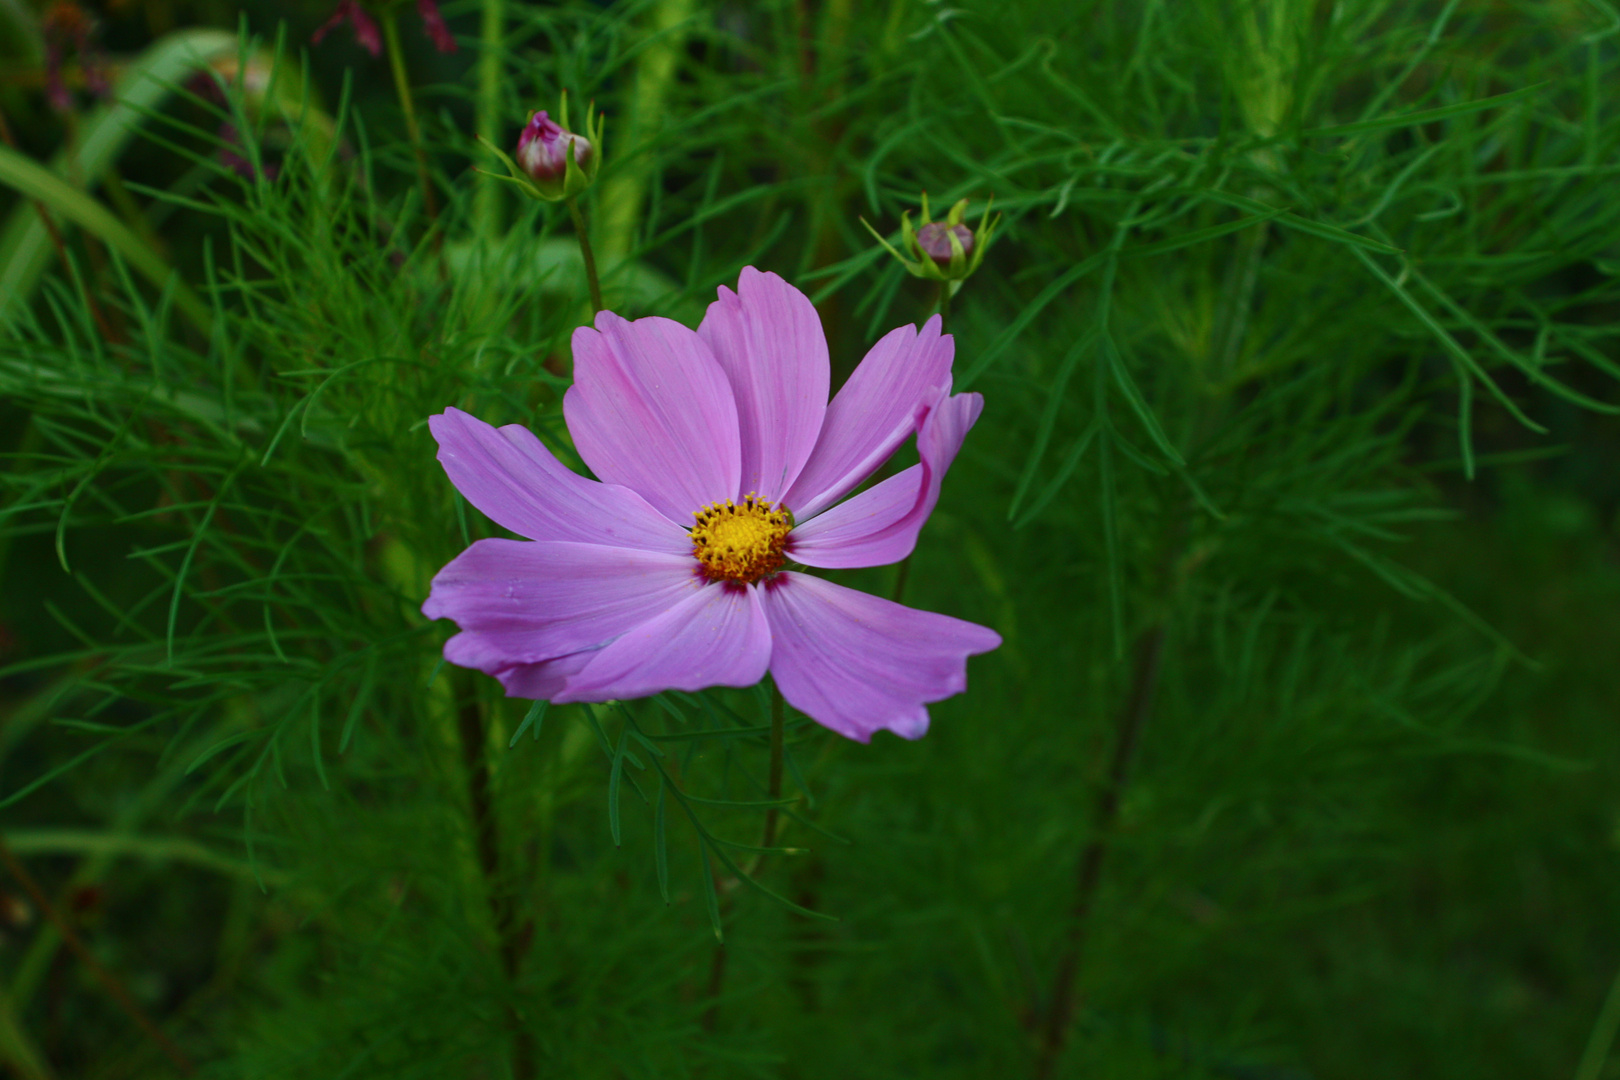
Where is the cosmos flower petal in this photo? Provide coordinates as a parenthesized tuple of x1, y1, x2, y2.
(554, 582, 771, 703)
(565, 312, 742, 522)
(760, 573, 1000, 743)
(697, 267, 829, 503)
(429, 408, 688, 553)
(789, 391, 982, 569)
(494, 650, 597, 700)
(422, 539, 700, 672)
(783, 315, 954, 520)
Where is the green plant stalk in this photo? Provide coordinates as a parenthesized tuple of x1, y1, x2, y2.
(453, 680, 534, 1080)
(890, 554, 912, 602)
(381, 10, 438, 222)
(705, 685, 790, 1034)
(761, 686, 786, 849)
(0, 972, 51, 1080)
(937, 278, 953, 334)
(595, 0, 695, 270)
(0, 145, 210, 332)
(568, 196, 604, 315)
(1576, 960, 1620, 1080)
(474, 0, 504, 240)
(1033, 622, 1167, 1079)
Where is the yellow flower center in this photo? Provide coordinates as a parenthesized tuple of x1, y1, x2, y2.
(690, 494, 791, 585)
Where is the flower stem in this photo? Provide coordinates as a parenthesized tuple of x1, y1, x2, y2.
(454, 681, 534, 1080)
(703, 684, 788, 1033)
(568, 196, 605, 315)
(474, 0, 505, 240)
(1032, 622, 1166, 1079)
(0, 838, 195, 1074)
(890, 554, 911, 603)
(761, 685, 786, 849)
(936, 279, 952, 334)
(381, 10, 438, 222)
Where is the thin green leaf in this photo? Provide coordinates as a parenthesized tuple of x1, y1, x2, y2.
(1302, 82, 1546, 138)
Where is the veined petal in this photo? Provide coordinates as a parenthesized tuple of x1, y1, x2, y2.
(789, 391, 982, 569)
(565, 312, 742, 522)
(697, 267, 829, 503)
(784, 316, 953, 520)
(494, 650, 597, 700)
(760, 573, 1000, 743)
(422, 539, 700, 672)
(429, 408, 688, 553)
(554, 582, 771, 703)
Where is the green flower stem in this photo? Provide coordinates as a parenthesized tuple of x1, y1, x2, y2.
(595, 0, 695, 269)
(704, 684, 788, 1035)
(890, 554, 912, 603)
(1033, 622, 1167, 1079)
(1577, 959, 1620, 1080)
(453, 680, 534, 1080)
(568, 196, 605, 315)
(474, 0, 505, 240)
(381, 10, 438, 222)
(936, 278, 952, 334)
(761, 685, 786, 849)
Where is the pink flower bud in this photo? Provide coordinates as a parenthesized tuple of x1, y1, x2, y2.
(516, 111, 591, 182)
(915, 222, 974, 268)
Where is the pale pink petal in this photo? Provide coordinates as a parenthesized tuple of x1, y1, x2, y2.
(422, 539, 701, 672)
(760, 573, 1000, 743)
(429, 408, 688, 553)
(789, 391, 982, 569)
(554, 583, 771, 703)
(564, 312, 741, 523)
(495, 650, 596, 700)
(783, 316, 953, 520)
(697, 267, 829, 503)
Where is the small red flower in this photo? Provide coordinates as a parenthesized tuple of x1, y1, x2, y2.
(312, 0, 382, 57)
(417, 0, 458, 53)
(312, 0, 457, 56)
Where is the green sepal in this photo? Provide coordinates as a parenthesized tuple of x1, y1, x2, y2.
(865, 192, 1000, 283)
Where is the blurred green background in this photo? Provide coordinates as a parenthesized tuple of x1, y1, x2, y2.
(1, 0, 1618, 1077)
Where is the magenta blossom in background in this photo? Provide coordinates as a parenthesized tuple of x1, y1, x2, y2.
(312, 0, 381, 55)
(416, 0, 457, 53)
(313, 0, 456, 56)
(422, 268, 1000, 742)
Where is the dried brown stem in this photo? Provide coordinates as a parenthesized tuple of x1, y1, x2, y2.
(1032, 623, 1166, 1079)
(0, 838, 194, 1075)
(0, 105, 118, 343)
(454, 685, 534, 1079)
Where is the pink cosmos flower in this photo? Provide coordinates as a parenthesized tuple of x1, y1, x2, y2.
(422, 268, 1000, 742)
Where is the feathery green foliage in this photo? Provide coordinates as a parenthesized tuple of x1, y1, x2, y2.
(1, 1, 1618, 1077)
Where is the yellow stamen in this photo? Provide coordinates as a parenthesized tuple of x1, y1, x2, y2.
(690, 492, 791, 585)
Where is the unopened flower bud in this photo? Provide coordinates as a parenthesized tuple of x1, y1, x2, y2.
(862, 192, 999, 284)
(480, 91, 604, 203)
(916, 222, 973, 268)
(517, 112, 590, 183)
